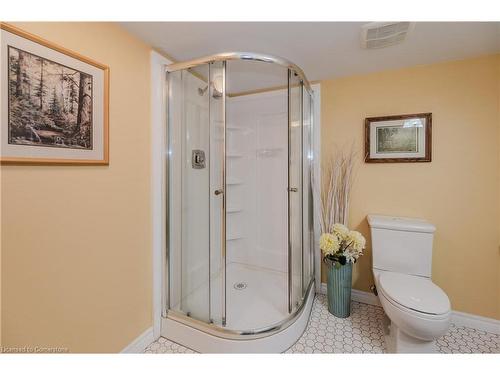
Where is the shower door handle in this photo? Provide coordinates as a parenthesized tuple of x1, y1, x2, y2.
(214, 189, 224, 196)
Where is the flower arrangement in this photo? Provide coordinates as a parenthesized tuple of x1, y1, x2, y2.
(320, 224, 366, 269)
(312, 144, 364, 317)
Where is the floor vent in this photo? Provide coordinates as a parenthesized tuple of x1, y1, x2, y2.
(361, 22, 414, 49)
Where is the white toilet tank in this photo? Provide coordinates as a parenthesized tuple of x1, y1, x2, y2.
(367, 215, 436, 278)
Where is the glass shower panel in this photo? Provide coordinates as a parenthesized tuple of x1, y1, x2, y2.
(225, 60, 289, 330)
(167, 69, 182, 314)
(288, 70, 303, 312)
(169, 65, 211, 322)
(302, 89, 313, 292)
(209, 61, 226, 326)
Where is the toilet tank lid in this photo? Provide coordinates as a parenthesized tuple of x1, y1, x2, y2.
(367, 215, 436, 233)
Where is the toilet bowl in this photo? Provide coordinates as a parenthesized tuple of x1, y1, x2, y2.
(367, 215, 451, 353)
(374, 270, 451, 352)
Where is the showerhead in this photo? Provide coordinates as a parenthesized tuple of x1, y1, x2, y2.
(198, 86, 209, 96)
(198, 84, 222, 99)
(198, 74, 223, 98)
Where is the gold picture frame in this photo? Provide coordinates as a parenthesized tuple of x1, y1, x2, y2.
(0, 22, 109, 165)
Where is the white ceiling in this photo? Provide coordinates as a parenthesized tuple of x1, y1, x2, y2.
(121, 22, 500, 83)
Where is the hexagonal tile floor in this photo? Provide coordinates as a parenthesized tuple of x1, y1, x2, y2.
(285, 294, 386, 353)
(144, 294, 500, 354)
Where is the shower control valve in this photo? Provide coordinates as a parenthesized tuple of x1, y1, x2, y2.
(192, 149, 206, 169)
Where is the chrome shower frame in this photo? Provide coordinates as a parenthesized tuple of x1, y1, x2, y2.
(163, 51, 315, 341)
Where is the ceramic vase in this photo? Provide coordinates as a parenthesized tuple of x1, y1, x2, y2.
(327, 263, 352, 318)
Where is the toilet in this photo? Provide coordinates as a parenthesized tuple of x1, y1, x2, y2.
(367, 215, 451, 353)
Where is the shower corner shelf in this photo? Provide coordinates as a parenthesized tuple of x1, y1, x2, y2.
(256, 148, 284, 157)
(227, 126, 250, 132)
(226, 178, 243, 185)
(226, 234, 244, 241)
(227, 153, 244, 158)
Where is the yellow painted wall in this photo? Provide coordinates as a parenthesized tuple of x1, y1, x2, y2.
(498, 59, 500, 319)
(321, 55, 500, 320)
(1, 23, 152, 352)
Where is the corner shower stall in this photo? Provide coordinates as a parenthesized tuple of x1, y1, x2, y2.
(162, 52, 316, 352)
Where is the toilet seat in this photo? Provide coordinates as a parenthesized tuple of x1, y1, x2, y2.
(378, 272, 450, 316)
(376, 283, 451, 342)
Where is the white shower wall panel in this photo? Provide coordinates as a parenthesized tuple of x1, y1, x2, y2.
(226, 90, 288, 273)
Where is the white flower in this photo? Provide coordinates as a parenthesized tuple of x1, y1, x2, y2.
(344, 247, 363, 263)
(347, 230, 366, 251)
(332, 223, 349, 240)
(320, 233, 340, 256)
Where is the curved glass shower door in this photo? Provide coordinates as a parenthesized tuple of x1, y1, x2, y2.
(167, 62, 226, 325)
(288, 71, 303, 313)
(302, 84, 314, 293)
(208, 61, 226, 326)
(225, 60, 289, 330)
(166, 53, 315, 338)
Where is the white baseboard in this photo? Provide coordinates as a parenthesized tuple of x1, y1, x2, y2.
(351, 288, 381, 306)
(320, 282, 380, 306)
(121, 327, 155, 353)
(451, 310, 500, 334)
(320, 282, 500, 335)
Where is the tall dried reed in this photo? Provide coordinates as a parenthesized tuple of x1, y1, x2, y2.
(313, 144, 357, 234)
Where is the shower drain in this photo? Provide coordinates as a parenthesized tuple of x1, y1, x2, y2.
(233, 282, 247, 290)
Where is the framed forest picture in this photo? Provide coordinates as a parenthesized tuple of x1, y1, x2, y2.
(0, 23, 109, 164)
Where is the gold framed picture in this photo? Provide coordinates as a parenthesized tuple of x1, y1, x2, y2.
(0, 23, 109, 165)
(365, 113, 432, 163)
